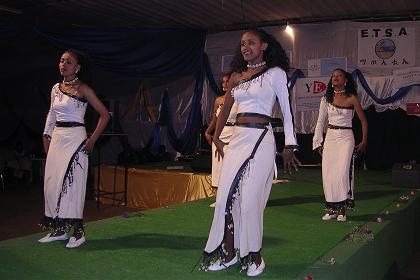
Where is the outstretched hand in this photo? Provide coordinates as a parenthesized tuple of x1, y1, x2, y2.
(281, 149, 301, 174)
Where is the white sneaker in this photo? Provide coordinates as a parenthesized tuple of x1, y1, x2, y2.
(337, 215, 347, 222)
(247, 258, 265, 277)
(38, 232, 68, 243)
(65, 235, 86, 248)
(322, 213, 337, 221)
(207, 255, 238, 271)
(209, 202, 216, 208)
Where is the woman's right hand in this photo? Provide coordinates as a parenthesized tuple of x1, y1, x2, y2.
(213, 138, 227, 160)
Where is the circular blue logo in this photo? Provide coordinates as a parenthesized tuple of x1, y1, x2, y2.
(375, 39, 396, 59)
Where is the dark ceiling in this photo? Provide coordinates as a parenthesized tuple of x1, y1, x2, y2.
(2, 0, 420, 78)
(2, 0, 420, 32)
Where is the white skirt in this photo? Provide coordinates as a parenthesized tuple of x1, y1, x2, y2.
(43, 126, 88, 220)
(322, 128, 355, 203)
(205, 125, 276, 258)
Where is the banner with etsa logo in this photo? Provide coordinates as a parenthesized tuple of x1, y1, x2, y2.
(295, 77, 329, 112)
(358, 27, 415, 68)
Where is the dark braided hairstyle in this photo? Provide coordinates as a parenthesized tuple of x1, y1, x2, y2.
(230, 28, 290, 73)
(325, 68, 357, 104)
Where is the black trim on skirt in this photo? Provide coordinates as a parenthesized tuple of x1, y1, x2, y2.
(224, 125, 269, 214)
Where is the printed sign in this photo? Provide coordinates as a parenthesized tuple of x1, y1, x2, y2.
(358, 27, 415, 68)
(295, 77, 330, 112)
(308, 57, 347, 77)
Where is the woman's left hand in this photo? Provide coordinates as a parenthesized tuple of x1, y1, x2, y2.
(355, 141, 367, 155)
(83, 137, 96, 154)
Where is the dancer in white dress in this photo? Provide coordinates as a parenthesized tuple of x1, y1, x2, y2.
(38, 49, 110, 248)
(201, 29, 299, 277)
(313, 68, 368, 222)
(205, 74, 237, 193)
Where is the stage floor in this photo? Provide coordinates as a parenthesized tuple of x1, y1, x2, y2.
(0, 168, 419, 279)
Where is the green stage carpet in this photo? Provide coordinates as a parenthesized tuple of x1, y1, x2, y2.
(0, 169, 418, 279)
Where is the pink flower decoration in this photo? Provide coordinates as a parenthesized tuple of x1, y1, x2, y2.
(376, 217, 383, 223)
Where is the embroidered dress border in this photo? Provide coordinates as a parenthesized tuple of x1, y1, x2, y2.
(236, 68, 269, 86)
(55, 139, 87, 214)
(57, 86, 87, 103)
(330, 103, 354, 110)
(347, 150, 357, 207)
(38, 216, 84, 232)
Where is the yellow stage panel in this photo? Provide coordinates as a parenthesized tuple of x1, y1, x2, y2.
(94, 165, 213, 209)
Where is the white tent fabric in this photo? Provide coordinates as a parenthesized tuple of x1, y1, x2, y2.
(205, 20, 420, 134)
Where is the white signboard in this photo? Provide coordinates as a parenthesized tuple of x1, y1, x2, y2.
(358, 27, 415, 68)
(308, 57, 347, 78)
(307, 59, 321, 77)
(295, 77, 330, 112)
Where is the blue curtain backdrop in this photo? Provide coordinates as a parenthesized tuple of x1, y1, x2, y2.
(36, 27, 206, 78)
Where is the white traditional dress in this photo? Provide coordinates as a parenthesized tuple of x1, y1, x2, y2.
(203, 67, 297, 265)
(313, 96, 356, 213)
(39, 83, 89, 232)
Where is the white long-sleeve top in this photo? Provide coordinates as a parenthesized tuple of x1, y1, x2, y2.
(232, 67, 297, 147)
(43, 83, 88, 136)
(312, 96, 355, 150)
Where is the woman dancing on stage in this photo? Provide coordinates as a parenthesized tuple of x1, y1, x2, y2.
(204, 73, 237, 207)
(313, 68, 368, 222)
(201, 29, 299, 277)
(38, 49, 110, 248)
